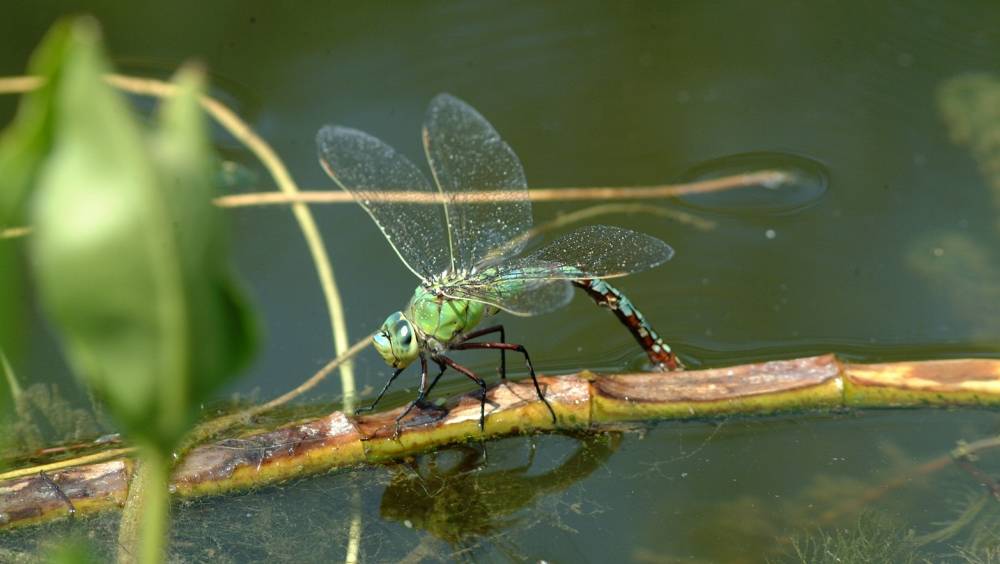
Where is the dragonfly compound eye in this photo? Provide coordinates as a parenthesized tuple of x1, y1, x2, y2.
(374, 311, 419, 369)
(392, 319, 418, 361)
(392, 319, 419, 367)
(396, 322, 412, 346)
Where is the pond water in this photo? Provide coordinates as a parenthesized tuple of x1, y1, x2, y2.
(3, 1, 1000, 562)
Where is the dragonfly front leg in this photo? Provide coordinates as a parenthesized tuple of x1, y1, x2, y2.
(393, 353, 432, 439)
(420, 357, 449, 400)
(355, 366, 405, 415)
(456, 324, 507, 380)
(450, 341, 557, 424)
(38, 470, 76, 518)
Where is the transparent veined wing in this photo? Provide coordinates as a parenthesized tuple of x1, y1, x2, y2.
(439, 225, 673, 316)
(511, 224, 674, 278)
(423, 93, 534, 273)
(316, 125, 449, 281)
(440, 275, 575, 317)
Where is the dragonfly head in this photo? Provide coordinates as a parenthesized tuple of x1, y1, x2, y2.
(373, 311, 419, 369)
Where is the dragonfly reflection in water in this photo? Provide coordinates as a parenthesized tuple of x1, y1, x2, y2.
(316, 94, 683, 435)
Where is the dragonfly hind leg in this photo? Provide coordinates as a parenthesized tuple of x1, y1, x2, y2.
(450, 340, 558, 425)
(437, 356, 490, 431)
(456, 324, 508, 380)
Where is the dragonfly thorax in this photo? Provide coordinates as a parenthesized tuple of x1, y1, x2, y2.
(405, 286, 489, 348)
(371, 288, 491, 370)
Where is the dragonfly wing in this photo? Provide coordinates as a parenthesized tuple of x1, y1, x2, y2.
(511, 225, 674, 279)
(423, 94, 533, 273)
(317, 125, 449, 281)
(442, 276, 575, 317)
(443, 225, 672, 316)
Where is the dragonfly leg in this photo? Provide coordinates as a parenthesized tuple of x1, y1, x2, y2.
(393, 353, 446, 439)
(422, 357, 449, 398)
(438, 356, 490, 432)
(572, 278, 684, 371)
(355, 366, 405, 415)
(456, 324, 507, 380)
(450, 341, 557, 424)
(38, 470, 76, 518)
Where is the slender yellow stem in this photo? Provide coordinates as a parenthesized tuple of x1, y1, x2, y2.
(211, 170, 790, 206)
(0, 76, 42, 92)
(183, 334, 372, 446)
(0, 173, 777, 241)
(0, 349, 21, 401)
(0, 226, 31, 240)
(0, 447, 135, 481)
(259, 333, 372, 412)
(345, 488, 363, 564)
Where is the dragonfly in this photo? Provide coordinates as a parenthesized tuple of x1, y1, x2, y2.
(316, 94, 683, 435)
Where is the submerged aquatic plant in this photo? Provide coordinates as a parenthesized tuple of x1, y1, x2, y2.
(777, 512, 925, 564)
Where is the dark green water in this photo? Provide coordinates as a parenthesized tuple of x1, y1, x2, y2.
(4, 1, 1000, 562)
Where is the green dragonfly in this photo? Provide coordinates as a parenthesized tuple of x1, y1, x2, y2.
(317, 94, 682, 435)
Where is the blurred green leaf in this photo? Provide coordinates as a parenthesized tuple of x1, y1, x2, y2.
(0, 21, 73, 228)
(29, 20, 257, 452)
(0, 20, 71, 459)
(151, 66, 258, 408)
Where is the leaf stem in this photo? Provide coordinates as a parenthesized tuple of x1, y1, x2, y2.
(118, 447, 171, 564)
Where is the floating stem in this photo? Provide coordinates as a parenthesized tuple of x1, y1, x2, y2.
(5, 354, 1000, 530)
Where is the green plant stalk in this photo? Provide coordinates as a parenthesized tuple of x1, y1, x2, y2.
(139, 449, 170, 564)
(118, 448, 171, 564)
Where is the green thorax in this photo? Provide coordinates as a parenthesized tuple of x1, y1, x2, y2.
(405, 286, 489, 345)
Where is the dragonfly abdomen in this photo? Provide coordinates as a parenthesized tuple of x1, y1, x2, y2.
(573, 279, 683, 371)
